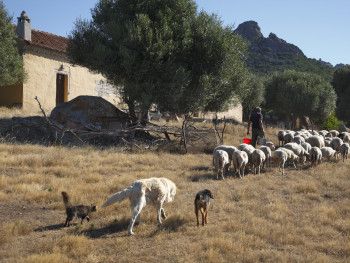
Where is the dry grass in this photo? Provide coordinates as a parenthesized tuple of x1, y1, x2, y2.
(0, 116, 349, 262)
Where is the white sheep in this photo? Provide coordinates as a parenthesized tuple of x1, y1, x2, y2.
(271, 149, 288, 176)
(309, 147, 322, 166)
(212, 149, 230, 180)
(232, 150, 249, 179)
(213, 145, 237, 165)
(329, 130, 339, 137)
(238, 143, 255, 171)
(324, 137, 332, 147)
(339, 132, 350, 143)
(278, 130, 286, 146)
(310, 130, 319, 136)
(340, 143, 350, 162)
(283, 142, 309, 164)
(265, 141, 276, 151)
(320, 147, 337, 161)
(279, 147, 299, 168)
(259, 145, 272, 169)
(330, 137, 343, 153)
(318, 130, 328, 137)
(306, 135, 325, 148)
(301, 142, 312, 154)
(293, 135, 305, 145)
(251, 149, 266, 175)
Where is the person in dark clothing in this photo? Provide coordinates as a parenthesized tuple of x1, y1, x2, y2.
(247, 107, 265, 147)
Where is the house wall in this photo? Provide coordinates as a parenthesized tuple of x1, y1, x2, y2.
(0, 83, 23, 107)
(21, 46, 120, 115)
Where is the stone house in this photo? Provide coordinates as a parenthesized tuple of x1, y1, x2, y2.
(0, 11, 120, 115)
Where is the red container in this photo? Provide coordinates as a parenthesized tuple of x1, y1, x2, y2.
(243, 138, 251, 144)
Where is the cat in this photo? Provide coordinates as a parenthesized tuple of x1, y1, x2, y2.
(61, 191, 97, 227)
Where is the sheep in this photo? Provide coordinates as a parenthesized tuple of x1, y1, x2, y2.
(320, 147, 337, 161)
(301, 142, 312, 154)
(265, 141, 275, 151)
(340, 143, 350, 162)
(339, 132, 350, 143)
(212, 150, 230, 180)
(231, 150, 249, 179)
(278, 130, 286, 146)
(330, 137, 343, 153)
(310, 130, 319, 136)
(284, 142, 309, 157)
(318, 130, 328, 137)
(329, 130, 339, 137)
(279, 147, 299, 168)
(238, 143, 255, 171)
(293, 135, 305, 145)
(271, 149, 288, 176)
(259, 145, 272, 169)
(324, 137, 332, 147)
(284, 133, 294, 144)
(325, 132, 333, 138)
(306, 135, 325, 149)
(213, 145, 237, 165)
(309, 147, 322, 166)
(251, 149, 266, 175)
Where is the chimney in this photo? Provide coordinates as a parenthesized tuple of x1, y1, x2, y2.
(16, 11, 31, 42)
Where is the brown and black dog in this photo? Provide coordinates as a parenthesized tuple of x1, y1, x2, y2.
(194, 189, 214, 226)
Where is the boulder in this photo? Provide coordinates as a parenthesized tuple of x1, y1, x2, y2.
(50, 96, 133, 129)
(339, 124, 350, 133)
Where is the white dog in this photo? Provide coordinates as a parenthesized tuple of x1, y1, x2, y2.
(102, 177, 177, 235)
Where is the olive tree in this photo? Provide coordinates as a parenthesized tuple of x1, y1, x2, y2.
(264, 70, 336, 127)
(332, 65, 350, 125)
(67, 0, 248, 120)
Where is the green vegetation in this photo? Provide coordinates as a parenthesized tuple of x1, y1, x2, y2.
(264, 70, 337, 127)
(67, 0, 248, 120)
(0, 1, 26, 86)
(249, 51, 335, 82)
(332, 65, 350, 125)
(321, 112, 343, 131)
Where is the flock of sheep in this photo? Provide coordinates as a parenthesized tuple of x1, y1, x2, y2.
(213, 129, 350, 179)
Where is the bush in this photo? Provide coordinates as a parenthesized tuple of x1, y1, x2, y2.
(321, 112, 342, 131)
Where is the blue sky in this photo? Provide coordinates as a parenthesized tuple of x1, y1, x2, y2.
(3, 0, 349, 66)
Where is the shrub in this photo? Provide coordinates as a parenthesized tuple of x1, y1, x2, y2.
(321, 112, 342, 131)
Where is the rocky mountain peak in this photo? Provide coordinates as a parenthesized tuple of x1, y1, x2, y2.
(234, 21, 263, 42)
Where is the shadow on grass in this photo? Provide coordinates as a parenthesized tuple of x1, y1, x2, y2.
(80, 216, 131, 238)
(189, 170, 242, 182)
(34, 223, 65, 232)
(150, 215, 188, 237)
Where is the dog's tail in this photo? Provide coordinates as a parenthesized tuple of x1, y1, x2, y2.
(102, 186, 133, 207)
(61, 191, 72, 208)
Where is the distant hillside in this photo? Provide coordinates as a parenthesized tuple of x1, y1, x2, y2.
(234, 21, 336, 81)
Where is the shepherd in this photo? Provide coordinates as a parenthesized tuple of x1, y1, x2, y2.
(247, 107, 265, 148)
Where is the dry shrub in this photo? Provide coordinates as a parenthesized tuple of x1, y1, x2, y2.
(0, 221, 31, 244)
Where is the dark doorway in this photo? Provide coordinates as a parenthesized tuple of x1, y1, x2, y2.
(56, 73, 68, 105)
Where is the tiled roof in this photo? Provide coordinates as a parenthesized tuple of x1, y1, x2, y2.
(30, 29, 68, 53)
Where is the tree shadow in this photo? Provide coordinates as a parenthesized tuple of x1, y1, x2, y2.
(34, 223, 65, 232)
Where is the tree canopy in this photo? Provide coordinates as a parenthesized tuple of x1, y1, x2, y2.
(241, 74, 265, 121)
(332, 65, 350, 125)
(264, 70, 336, 125)
(0, 1, 26, 86)
(67, 0, 248, 118)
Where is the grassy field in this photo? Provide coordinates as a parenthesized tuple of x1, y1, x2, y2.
(0, 114, 349, 262)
